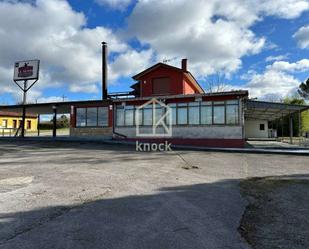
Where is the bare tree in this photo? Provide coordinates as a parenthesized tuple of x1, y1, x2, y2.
(205, 73, 229, 93)
(261, 93, 283, 103)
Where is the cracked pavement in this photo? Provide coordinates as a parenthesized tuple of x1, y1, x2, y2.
(0, 140, 308, 249)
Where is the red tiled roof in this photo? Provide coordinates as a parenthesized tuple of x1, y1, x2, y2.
(0, 111, 37, 118)
(113, 90, 249, 102)
(132, 63, 185, 80)
(132, 62, 204, 94)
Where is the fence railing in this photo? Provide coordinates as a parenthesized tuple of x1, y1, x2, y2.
(300, 137, 309, 147)
(280, 136, 309, 147)
(0, 128, 19, 137)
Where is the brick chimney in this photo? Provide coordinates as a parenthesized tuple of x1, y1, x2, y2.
(181, 58, 187, 71)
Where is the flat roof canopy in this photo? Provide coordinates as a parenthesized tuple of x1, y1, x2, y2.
(1, 98, 308, 119)
(0, 91, 249, 114)
(245, 100, 309, 121)
(0, 100, 110, 115)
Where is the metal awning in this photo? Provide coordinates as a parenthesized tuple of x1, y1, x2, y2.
(0, 100, 110, 115)
(245, 100, 309, 121)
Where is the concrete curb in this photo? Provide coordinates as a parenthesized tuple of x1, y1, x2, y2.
(0, 136, 309, 156)
(173, 145, 309, 155)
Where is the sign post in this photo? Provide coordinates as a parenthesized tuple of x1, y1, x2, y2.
(13, 60, 40, 137)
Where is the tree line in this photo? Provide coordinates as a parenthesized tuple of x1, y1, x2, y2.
(274, 78, 309, 137)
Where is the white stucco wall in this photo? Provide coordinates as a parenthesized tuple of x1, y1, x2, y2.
(244, 120, 268, 138)
(115, 126, 243, 139)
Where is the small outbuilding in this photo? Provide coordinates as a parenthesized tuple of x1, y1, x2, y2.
(0, 111, 38, 136)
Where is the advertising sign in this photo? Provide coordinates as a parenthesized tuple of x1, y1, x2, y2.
(13, 60, 40, 81)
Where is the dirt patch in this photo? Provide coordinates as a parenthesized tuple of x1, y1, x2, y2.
(239, 176, 309, 249)
(0, 176, 34, 193)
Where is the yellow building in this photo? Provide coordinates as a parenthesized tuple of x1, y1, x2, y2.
(0, 111, 38, 134)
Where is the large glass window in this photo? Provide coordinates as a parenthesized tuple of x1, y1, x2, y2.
(188, 102, 200, 125)
(76, 108, 86, 127)
(125, 106, 134, 126)
(116, 106, 124, 126)
(114, 99, 240, 127)
(135, 108, 143, 126)
(177, 103, 188, 125)
(76, 107, 108, 127)
(213, 102, 225, 124)
(98, 107, 108, 126)
(154, 104, 163, 124)
(167, 104, 176, 125)
(87, 107, 97, 126)
(143, 106, 152, 126)
(226, 100, 239, 125)
(201, 102, 212, 125)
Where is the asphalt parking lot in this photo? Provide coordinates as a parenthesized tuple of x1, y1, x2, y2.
(0, 140, 308, 249)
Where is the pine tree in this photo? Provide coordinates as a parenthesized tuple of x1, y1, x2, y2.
(298, 78, 309, 99)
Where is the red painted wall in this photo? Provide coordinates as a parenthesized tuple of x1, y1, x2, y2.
(183, 80, 196, 94)
(120, 94, 240, 107)
(138, 67, 184, 97)
(108, 105, 113, 127)
(70, 106, 76, 127)
(115, 137, 245, 148)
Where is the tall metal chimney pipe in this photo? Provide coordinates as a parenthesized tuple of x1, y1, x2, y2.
(102, 42, 108, 100)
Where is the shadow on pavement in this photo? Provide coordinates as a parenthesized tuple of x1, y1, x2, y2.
(0, 180, 249, 249)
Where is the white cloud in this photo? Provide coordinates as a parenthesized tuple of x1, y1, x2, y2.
(244, 59, 309, 98)
(268, 59, 309, 72)
(258, 0, 309, 19)
(128, 1, 264, 78)
(265, 54, 289, 62)
(1, 0, 308, 104)
(36, 96, 65, 103)
(245, 70, 300, 99)
(293, 25, 309, 49)
(127, 0, 308, 78)
(95, 0, 133, 10)
(109, 49, 153, 81)
(0, 0, 150, 103)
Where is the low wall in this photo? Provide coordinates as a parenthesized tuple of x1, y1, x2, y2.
(117, 137, 245, 148)
(70, 127, 113, 138)
(114, 126, 244, 148)
(115, 126, 243, 139)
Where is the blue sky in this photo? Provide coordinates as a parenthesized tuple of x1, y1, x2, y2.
(0, 0, 308, 104)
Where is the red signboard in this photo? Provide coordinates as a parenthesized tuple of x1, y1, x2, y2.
(18, 64, 34, 78)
